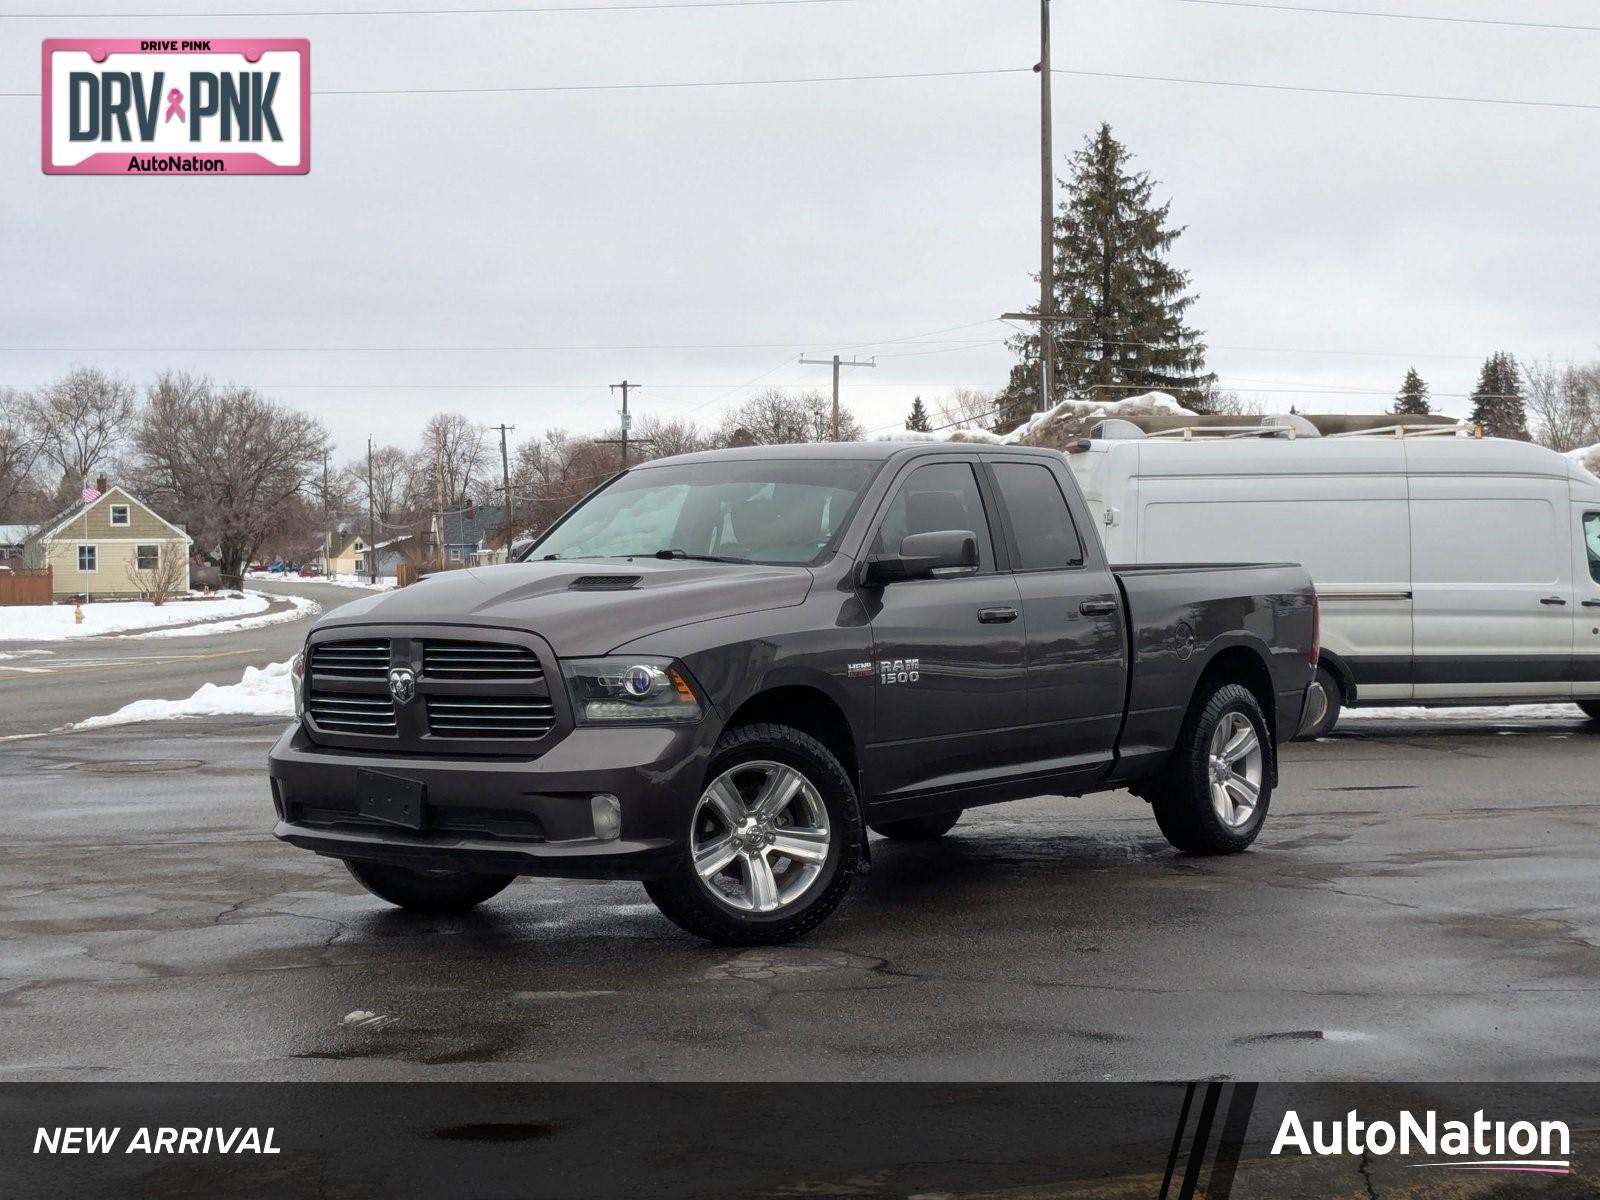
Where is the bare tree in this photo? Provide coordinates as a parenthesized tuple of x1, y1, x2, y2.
(26, 366, 137, 488)
(933, 387, 997, 432)
(0, 387, 46, 517)
(342, 443, 416, 525)
(417, 412, 491, 509)
(631, 414, 706, 460)
(1524, 358, 1600, 452)
(131, 373, 330, 588)
(124, 538, 189, 605)
(716, 388, 863, 445)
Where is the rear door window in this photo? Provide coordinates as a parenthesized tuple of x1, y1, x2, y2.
(991, 463, 1085, 570)
(1585, 512, 1600, 584)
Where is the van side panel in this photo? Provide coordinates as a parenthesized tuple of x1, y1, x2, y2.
(1124, 456, 1413, 702)
(1408, 474, 1574, 700)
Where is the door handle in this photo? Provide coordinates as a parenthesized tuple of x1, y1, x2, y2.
(1584, 600, 1600, 609)
(1540, 596, 1568, 606)
(1079, 599, 1119, 616)
(977, 605, 1019, 624)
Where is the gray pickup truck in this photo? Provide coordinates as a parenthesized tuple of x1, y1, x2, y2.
(269, 442, 1317, 943)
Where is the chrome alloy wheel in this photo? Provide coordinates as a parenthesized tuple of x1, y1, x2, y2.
(691, 760, 832, 914)
(1207, 710, 1264, 830)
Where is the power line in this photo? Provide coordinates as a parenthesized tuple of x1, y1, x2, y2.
(0, 0, 861, 15)
(1170, 0, 1600, 35)
(1053, 67, 1600, 113)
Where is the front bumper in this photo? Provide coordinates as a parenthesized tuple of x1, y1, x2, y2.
(268, 719, 713, 880)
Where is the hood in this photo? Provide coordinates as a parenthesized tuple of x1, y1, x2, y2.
(312, 559, 815, 655)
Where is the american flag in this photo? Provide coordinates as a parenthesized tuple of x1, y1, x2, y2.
(81, 484, 100, 503)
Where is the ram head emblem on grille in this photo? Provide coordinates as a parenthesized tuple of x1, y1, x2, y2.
(387, 667, 417, 706)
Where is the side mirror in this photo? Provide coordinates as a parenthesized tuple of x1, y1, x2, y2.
(857, 529, 979, 587)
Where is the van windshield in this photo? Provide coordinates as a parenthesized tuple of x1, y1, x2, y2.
(524, 459, 882, 567)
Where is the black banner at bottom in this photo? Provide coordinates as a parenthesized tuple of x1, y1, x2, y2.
(5, 1083, 1597, 1198)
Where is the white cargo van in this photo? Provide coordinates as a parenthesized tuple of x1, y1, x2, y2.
(1066, 431, 1600, 734)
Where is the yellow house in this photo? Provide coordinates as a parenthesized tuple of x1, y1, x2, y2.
(28, 485, 193, 600)
(324, 531, 372, 578)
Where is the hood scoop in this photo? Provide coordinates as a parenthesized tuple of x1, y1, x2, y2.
(568, 574, 642, 591)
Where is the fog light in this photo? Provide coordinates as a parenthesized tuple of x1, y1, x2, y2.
(590, 793, 622, 841)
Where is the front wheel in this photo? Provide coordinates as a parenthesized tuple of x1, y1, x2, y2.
(344, 860, 515, 914)
(644, 722, 861, 945)
(1147, 681, 1273, 854)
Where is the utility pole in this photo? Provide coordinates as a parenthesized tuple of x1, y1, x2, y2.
(434, 424, 447, 570)
(596, 381, 655, 470)
(493, 423, 515, 527)
(1036, 0, 1054, 413)
(798, 354, 876, 440)
(365, 438, 377, 585)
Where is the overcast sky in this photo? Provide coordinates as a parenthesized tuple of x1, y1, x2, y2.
(3, 0, 1598, 467)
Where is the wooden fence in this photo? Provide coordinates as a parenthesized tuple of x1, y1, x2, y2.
(0, 567, 53, 606)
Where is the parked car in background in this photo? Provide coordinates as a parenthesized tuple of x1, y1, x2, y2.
(1067, 430, 1600, 735)
(298, 565, 322, 578)
(270, 442, 1316, 944)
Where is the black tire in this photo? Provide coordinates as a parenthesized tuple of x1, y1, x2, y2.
(869, 810, 963, 841)
(1579, 700, 1600, 723)
(644, 722, 861, 946)
(1296, 665, 1343, 739)
(344, 859, 515, 914)
(1147, 681, 1273, 855)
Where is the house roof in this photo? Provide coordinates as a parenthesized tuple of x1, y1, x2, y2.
(438, 504, 507, 548)
(31, 485, 192, 545)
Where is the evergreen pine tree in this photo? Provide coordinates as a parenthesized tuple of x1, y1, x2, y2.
(1003, 123, 1214, 429)
(1469, 352, 1530, 440)
(905, 395, 932, 432)
(1392, 368, 1432, 416)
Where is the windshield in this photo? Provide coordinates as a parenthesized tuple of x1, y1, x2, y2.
(525, 459, 882, 566)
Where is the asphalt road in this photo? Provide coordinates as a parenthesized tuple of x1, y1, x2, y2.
(0, 579, 374, 735)
(3, 698, 1598, 1082)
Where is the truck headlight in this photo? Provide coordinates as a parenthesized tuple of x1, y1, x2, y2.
(290, 650, 307, 719)
(561, 657, 702, 725)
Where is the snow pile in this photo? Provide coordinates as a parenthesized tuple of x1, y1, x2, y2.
(1341, 703, 1588, 723)
(1, 592, 271, 641)
(76, 659, 294, 728)
(322, 573, 399, 591)
(877, 392, 1194, 449)
(1565, 443, 1600, 478)
(138, 592, 320, 638)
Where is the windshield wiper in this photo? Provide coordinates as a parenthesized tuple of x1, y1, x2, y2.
(607, 548, 752, 564)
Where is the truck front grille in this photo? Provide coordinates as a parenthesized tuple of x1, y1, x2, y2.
(422, 639, 543, 681)
(303, 629, 562, 754)
(425, 697, 557, 739)
(307, 690, 397, 734)
(310, 638, 391, 679)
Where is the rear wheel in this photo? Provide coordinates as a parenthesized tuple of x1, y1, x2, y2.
(644, 722, 861, 945)
(869, 810, 963, 841)
(344, 860, 515, 914)
(1296, 664, 1343, 739)
(1579, 700, 1600, 723)
(1148, 681, 1273, 854)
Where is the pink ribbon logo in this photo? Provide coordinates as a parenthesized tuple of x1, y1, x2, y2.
(164, 88, 185, 123)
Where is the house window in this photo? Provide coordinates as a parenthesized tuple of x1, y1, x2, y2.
(77, 545, 97, 572)
(448, 547, 463, 562)
(109, 504, 130, 527)
(136, 544, 159, 571)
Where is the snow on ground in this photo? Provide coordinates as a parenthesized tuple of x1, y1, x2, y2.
(1, 592, 270, 641)
(75, 659, 293, 729)
(246, 570, 398, 591)
(137, 591, 319, 638)
(1342, 703, 1589, 722)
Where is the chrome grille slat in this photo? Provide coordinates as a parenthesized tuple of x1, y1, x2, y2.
(423, 639, 544, 683)
(425, 692, 555, 739)
(309, 686, 397, 734)
(310, 638, 392, 679)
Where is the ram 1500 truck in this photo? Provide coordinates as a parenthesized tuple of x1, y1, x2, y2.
(269, 442, 1318, 944)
